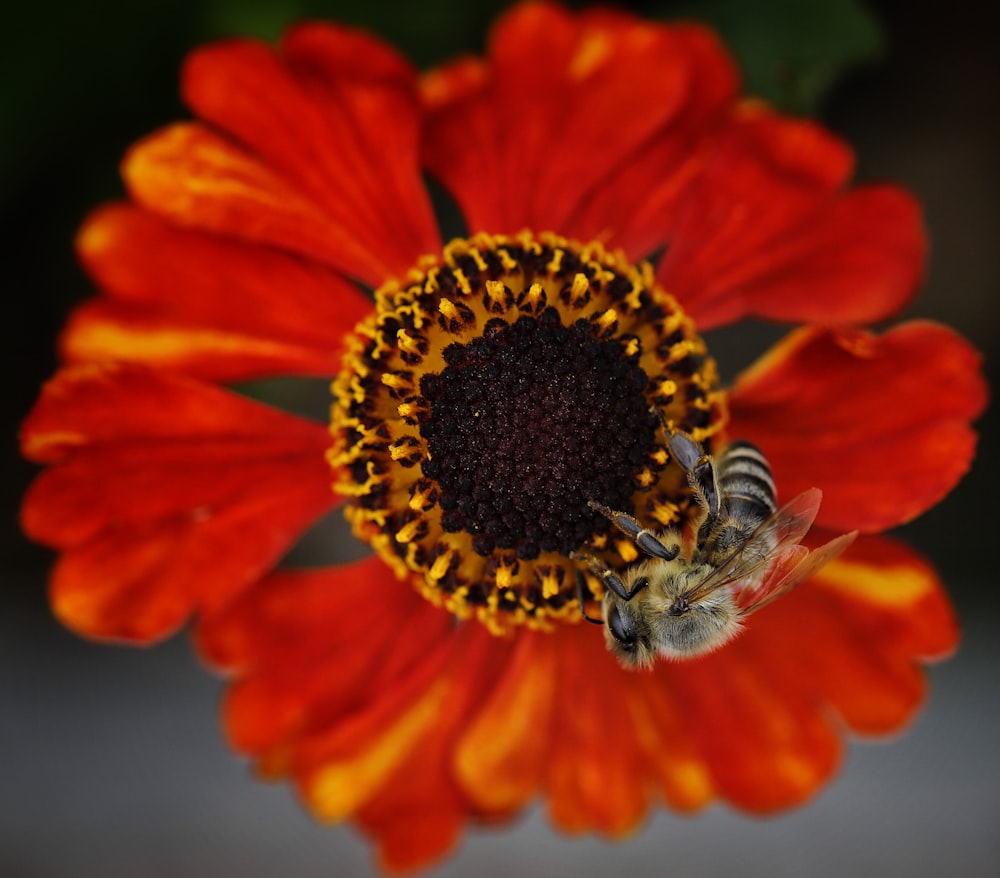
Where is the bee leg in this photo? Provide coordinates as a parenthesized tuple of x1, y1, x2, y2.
(587, 500, 679, 561)
(570, 551, 650, 602)
(574, 569, 604, 625)
(667, 432, 720, 518)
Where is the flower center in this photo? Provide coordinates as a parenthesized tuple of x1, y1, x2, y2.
(421, 313, 656, 560)
(330, 232, 726, 633)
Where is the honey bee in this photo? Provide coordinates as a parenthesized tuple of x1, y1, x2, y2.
(574, 432, 856, 668)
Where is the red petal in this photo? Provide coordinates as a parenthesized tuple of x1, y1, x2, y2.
(355, 627, 513, 872)
(622, 666, 714, 812)
(728, 321, 987, 531)
(656, 107, 924, 328)
(21, 364, 335, 641)
(454, 630, 557, 813)
(123, 123, 387, 283)
(664, 640, 842, 811)
(63, 204, 371, 380)
(197, 558, 445, 753)
(191, 532, 956, 868)
(421, 4, 738, 236)
(175, 29, 438, 283)
(681, 183, 925, 328)
(739, 533, 956, 737)
(544, 625, 652, 836)
(199, 560, 503, 872)
(280, 23, 440, 273)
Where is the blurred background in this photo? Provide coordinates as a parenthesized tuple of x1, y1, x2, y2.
(3, 0, 998, 875)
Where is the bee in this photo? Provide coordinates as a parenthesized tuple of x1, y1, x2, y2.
(574, 431, 856, 668)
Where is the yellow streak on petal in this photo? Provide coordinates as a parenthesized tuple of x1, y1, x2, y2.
(308, 680, 449, 823)
(126, 125, 288, 212)
(817, 556, 931, 608)
(570, 30, 612, 79)
(455, 635, 556, 811)
(66, 322, 306, 365)
(22, 431, 87, 458)
(771, 750, 827, 800)
(668, 761, 713, 811)
(76, 215, 115, 257)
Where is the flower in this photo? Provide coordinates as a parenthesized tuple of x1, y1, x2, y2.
(20, 1, 987, 873)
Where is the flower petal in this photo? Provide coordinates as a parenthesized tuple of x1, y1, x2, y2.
(728, 321, 987, 532)
(20, 364, 335, 641)
(423, 7, 920, 330)
(192, 526, 956, 868)
(543, 625, 652, 836)
(181, 28, 438, 281)
(201, 560, 515, 872)
(196, 558, 445, 754)
(421, 3, 737, 235)
(655, 106, 925, 328)
(663, 638, 842, 811)
(453, 630, 557, 814)
(62, 204, 371, 380)
(123, 123, 393, 284)
(743, 533, 957, 736)
(641, 532, 954, 811)
(354, 626, 513, 872)
(280, 23, 440, 272)
(166, 27, 438, 284)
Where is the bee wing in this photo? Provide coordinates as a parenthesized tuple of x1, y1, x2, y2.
(680, 488, 841, 609)
(736, 529, 857, 614)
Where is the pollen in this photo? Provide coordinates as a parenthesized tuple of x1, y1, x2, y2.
(330, 232, 726, 633)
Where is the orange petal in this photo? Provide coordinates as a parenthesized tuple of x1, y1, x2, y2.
(21, 364, 334, 641)
(728, 321, 988, 532)
(63, 204, 371, 380)
(189, 531, 957, 869)
(682, 183, 925, 329)
(556, 23, 737, 256)
(204, 559, 520, 872)
(810, 532, 959, 662)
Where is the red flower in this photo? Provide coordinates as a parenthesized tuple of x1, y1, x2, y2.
(20, 2, 986, 872)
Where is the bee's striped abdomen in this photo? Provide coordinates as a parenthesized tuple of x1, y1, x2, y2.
(700, 441, 777, 564)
